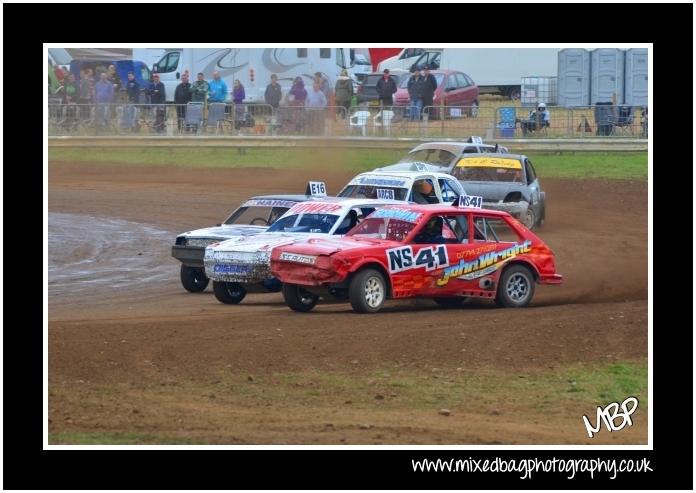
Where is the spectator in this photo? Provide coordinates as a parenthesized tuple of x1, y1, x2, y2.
(174, 72, 192, 132)
(519, 102, 550, 136)
(289, 76, 307, 105)
(191, 72, 209, 103)
(334, 69, 353, 118)
(94, 72, 114, 129)
(232, 79, 245, 120)
(208, 71, 228, 103)
(407, 68, 424, 121)
(375, 68, 397, 107)
(106, 64, 121, 102)
(305, 80, 327, 135)
(78, 70, 93, 120)
(421, 65, 437, 118)
(62, 73, 78, 104)
(264, 73, 282, 109)
(148, 73, 167, 133)
(124, 71, 140, 103)
(314, 71, 333, 104)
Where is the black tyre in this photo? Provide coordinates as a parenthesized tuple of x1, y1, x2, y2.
(282, 283, 319, 312)
(180, 265, 209, 293)
(496, 265, 535, 308)
(349, 269, 387, 313)
(434, 297, 470, 307)
(212, 281, 247, 304)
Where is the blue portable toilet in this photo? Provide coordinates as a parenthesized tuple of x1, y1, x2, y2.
(591, 48, 624, 104)
(558, 48, 590, 107)
(624, 48, 648, 106)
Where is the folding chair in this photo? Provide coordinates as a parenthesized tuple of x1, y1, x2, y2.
(206, 102, 226, 133)
(183, 102, 204, 134)
(609, 106, 634, 136)
(496, 106, 517, 138)
(349, 110, 371, 136)
(373, 109, 395, 136)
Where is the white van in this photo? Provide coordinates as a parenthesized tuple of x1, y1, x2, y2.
(151, 48, 358, 103)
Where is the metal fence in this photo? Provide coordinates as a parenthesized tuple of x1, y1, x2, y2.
(47, 103, 648, 139)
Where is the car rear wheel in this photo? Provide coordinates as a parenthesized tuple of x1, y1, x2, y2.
(180, 265, 209, 293)
(349, 268, 386, 313)
(213, 281, 247, 304)
(496, 265, 535, 308)
(282, 283, 319, 312)
(434, 297, 470, 307)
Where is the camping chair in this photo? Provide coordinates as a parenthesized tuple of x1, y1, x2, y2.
(496, 106, 517, 138)
(373, 109, 395, 136)
(183, 102, 204, 134)
(206, 102, 226, 134)
(349, 109, 371, 136)
(609, 105, 634, 136)
(593, 102, 614, 136)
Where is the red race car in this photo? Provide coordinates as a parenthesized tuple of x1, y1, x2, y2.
(270, 203, 562, 313)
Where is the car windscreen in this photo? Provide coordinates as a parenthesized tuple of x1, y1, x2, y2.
(338, 185, 409, 201)
(346, 217, 417, 242)
(266, 213, 340, 234)
(398, 148, 455, 168)
(224, 201, 298, 226)
(452, 158, 523, 182)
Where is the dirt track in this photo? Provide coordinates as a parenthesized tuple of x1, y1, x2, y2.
(48, 160, 648, 445)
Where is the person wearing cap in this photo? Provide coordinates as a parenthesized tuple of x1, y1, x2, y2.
(421, 64, 437, 118)
(376, 68, 397, 107)
(520, 102, 550, 136)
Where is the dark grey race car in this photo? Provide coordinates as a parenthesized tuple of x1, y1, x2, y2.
(451, 153, 546, 229)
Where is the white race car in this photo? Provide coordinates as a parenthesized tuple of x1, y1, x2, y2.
(172, 194, 314, 293)
(204, 198, 405, 304)
(337, 166, 466, 204)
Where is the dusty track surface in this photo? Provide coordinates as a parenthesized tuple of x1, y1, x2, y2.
(48, 160, 648, 444)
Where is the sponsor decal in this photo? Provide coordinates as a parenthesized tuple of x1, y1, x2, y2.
(436, 240, 532, 286)
(457, 195, 483, 208)
(386, 245, 449, 273)
(354, 176, 408, 187)
(279, 252, 317, 264)
(376, 188, 395, 200)
(242, 199, 299, 209)
(288, 202, 343, 214)
(213, 264, 251, 274)
(371, 208, 422, 223)
(456, 157, 522, 169)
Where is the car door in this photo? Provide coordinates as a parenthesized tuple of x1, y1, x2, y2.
(455, 73, 476, 106)
(523, 158, 541, 206)
(442, 73, 461, 107)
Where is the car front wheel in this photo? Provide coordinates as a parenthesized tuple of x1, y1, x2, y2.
(180, 265, 209, 292)
(282, 283, 319, 312)
(213, 281, 247, 304)
(349, 268, 386, 313)
(496, 265, 535, 308)
(522, 207, 536, 230)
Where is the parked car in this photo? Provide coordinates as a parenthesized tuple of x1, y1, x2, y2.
(393, 69, 479, 118)
(271, 203, 562, 313)
(356, 70, 410, 106)
(451, 154, 546, 230)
